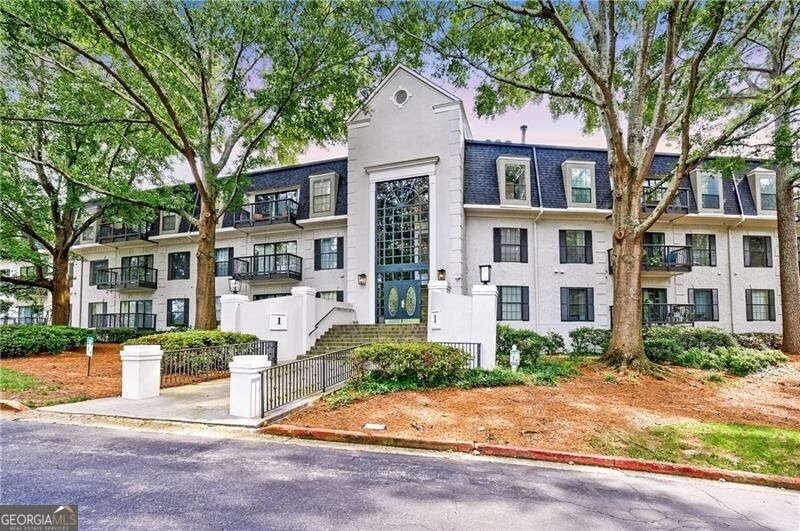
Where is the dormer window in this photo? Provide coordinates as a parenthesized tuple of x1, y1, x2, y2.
(161, 212, 177, 233)
(561, 160, 596, 208)
(495, 156, 531, 206)
(699, 173, 720, 209)
(82, 222, 96, 242)
(308, 172, 339, 218)
(747, 168, 777, 214)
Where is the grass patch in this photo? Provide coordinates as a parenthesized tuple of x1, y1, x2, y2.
(22, 395, 91, 408)
(702, 373, 726, 385)
(604, 373, 617, 384)
(325, 357, 581, 409)
(592, 422, 800, 477)
(0, 367, 41, 393)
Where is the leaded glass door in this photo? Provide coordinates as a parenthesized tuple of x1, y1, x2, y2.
(384, 280, 421, 322)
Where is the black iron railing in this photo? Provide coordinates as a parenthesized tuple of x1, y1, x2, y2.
(0, 316, 49, 325)
(610, 304, 696, 326)
(90, 313, 156, 330)
(161, 340, 277, 387)
(95, 266, 158, 290)
(232, 254, 302, 281)
(607, 245, 693, 273)
(435, 342, 482, 369)
(97, 222, 152, 244)
(641, 187, 690, 212)
(234, 198, 299, 228)
(260, 345, 360, 416)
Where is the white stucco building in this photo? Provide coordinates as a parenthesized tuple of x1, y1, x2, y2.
(10, 65, 797, 337)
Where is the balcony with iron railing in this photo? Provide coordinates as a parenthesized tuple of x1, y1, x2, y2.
(608, 245, 693, 275)
(641, 186, 691, 216)
(233, 198, 301, 233)
(232, 254, 302, 282)
(90, 313, 156, 330)
(97, 222, 155, 247)
(95, 266, 158, 290)
(610, 304, 695, 326)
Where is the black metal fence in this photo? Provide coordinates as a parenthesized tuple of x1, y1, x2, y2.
(0, 316, 49, 325)
(161, 340, 277, 387)
(91, 313, 156, 330)
(435, 342, 482, 369)
(260, 345, 361, 416)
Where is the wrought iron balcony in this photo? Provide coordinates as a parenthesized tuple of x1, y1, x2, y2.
(641, 187, 690, 214)
(90, 313, 156, 330)
(97, 222, 155, 247)
(608, 245, 693, 275)
(0, 316, 49, 325)
(233, 198, 301, 232)
(232, 254, 302, 282)
(610, 304, 696, 326)
(95, 266, 158, 290)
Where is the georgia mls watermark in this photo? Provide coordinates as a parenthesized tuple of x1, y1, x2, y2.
(0, 505, 78, 531)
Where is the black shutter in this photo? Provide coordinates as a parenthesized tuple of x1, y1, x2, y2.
(743, 236, 750, 267)
(559, 230, 567, 263)
(336, 291, 344, 302)
(315, 292, 321, 299)
(587, 288, 594, 321)
(521, 287, 530, 321)
(167, 253, 174, 280)
(745, 289, 753, 321)
(520, 229, 528, 263)
(336, 237, 344, 269)
(765, 237, 773, 267)
(711, 289, 719, 321)
(493, 228, 502, 262)
(496, 287, 503, 320)
(314, 239, 321, 271)
(560, 287, 569, 321)
(584, 230, 593, 264)
(768, 290, 776, 321)
(227, 248, 234, 277)
(709, 235, 717, 266)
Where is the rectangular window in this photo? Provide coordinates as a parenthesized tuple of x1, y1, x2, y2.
(254, 241, 297, 274)
(166, 298, 189, 327)
(314, 237, 343, 270)
(253, 190, 299, 220)
(570, 167, 592, 203)
(559, 230, 593, 264)
(743, 236, 772, 267)
(505, 164, 526, 201)
(82, 222, 96, 242)
(19, 266, 36, 278)
(689, 288, 718, 321)
(316, 291, 344, 302)
(746, 289, 775, 321)
(89, 260, 108, 286)
(759, 176, 776, 210)
(161, 213, 177, 232)
(700, 174, 720, 209)
(215, 248, 233, 277)
(493, 228, 527, 263)
(497, 286, 529, 321)
(168, 252, 190, 280)
(311, 179, 332, 214)
(120, 300, 153, 328)
(253, 293, 291, 301)
(88, 302, 106, 328)
(560, 287, 594, 321)
(687, 234, 716, 266)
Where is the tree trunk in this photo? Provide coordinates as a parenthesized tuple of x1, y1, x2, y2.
(51, 252, 71, 326)
(775, 161, 800, 355)
(194, 200, 218, 330)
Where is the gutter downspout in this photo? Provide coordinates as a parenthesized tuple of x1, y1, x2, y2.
(727, 178, 747, 333)
(532, 147, 545, 330)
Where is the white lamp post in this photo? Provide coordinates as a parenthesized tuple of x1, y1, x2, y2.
(228, 278, 241, 294)
(479, 264, 492, 285)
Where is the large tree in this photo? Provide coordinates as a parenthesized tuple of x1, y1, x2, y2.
(391, 0, 798, 370)
(0, 0, 388, 329)
(0, 47, 171, 325)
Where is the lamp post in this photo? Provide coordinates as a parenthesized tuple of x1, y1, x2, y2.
(228, 278, 241, 294)
(479, 264, 492, 285)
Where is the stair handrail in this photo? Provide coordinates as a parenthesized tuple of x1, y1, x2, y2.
(309, 306, 355, 337)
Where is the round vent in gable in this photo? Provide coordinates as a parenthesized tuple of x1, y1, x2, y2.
(392, 88, 409, 107)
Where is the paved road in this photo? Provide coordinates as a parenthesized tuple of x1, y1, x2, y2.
(1, 420, 797, 530)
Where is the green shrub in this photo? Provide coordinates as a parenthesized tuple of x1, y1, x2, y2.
(542, 331, 566, 356)
(95, 328, 157, 344)
(715, 347, 787, 377)
(0, 325, 91, 357)
(643, 337, 683, 363)
(569, 327, 611, 355)
(644, 326, 736, 354)
(125, 330, 258, 351)
(496, 325, 546, 366)
(673, 347, 726, 371)
(519, 357, 581, 386)
(350, 342, 469, 386)
(734, 333, 782, 351)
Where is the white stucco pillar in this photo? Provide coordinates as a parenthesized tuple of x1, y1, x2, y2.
(220, 294, 249, 332)
(291, 286, 317, 355)
(120, 345, 163, 399)
(427, 280, 450, 294)
(471, 284, 498, 370)
(229, 355, 274, 418)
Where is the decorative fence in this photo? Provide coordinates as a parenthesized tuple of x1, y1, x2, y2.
(161, 340, 277, 387)
(436, 342, 481, 369)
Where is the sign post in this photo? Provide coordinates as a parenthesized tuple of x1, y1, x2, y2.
(86, 336, 94, 377)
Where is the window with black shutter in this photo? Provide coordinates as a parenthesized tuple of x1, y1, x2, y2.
(560, 287, 594, 321)
(689, 288, 718, 321)
(746, 289, 775, 321)
(493, 228, 527, 263)
(89, 259, 108, 286)
(215, 248, 233, 277)
(168, 252, 190, 280)
(497, 286, 529, 321)
(744, 236, 772, 267)
(315, 237, 342, 270)
(687, 234, 716, 266)
(559, 230, 593, 264)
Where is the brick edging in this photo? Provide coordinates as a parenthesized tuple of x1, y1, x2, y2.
(261, 424, 800, 491)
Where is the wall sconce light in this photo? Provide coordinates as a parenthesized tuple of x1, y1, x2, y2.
(437, 269, 446, 281)
(228, 278, 241, 294)
(357, 273, 367, 286)
(479, 264, 492, 285)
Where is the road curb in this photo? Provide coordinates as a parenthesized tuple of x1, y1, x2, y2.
(261, 424, 800, 491)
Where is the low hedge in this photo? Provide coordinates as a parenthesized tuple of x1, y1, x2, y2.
(350, 342, 469, 386)
(496, 326, 566, 366)
(733, 333, 782, 351)
(0, 325, 92, 357)
(125, 330, 259, 352)
(94, 328, 158, 344)
(673, 346, 786, 376)
(569, 327, 611, 356)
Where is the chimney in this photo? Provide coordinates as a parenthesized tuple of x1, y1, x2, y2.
(520, 125, 528, 144)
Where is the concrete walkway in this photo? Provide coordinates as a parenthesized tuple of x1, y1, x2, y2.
(41, 378, 263, 427)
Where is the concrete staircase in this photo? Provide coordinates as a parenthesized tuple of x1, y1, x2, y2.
(301, 323, 428, 358)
